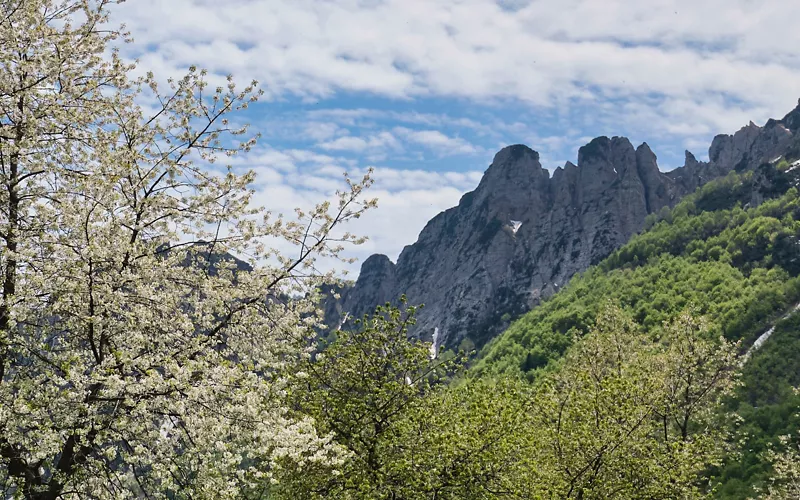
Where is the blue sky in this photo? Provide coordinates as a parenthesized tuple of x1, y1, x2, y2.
(113, 0, 800, 275)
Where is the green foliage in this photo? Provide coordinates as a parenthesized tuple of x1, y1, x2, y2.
(276, 302, 740, 499)
(273, 163, 800, 498)
(710, 314, 800, 499)
(523, 305, 739, 499)
(457, 337, 476, 354)
(275, 299, 527, 499)
(473, 165, 800, 497)
(644, 171, 754, 233)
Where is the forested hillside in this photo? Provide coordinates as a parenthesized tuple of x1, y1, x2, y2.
(474, 160, 800, 498)
(714, 312, 800, 498)
(275, 159, 800, 499)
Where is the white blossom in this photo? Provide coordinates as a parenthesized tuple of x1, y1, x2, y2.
(0, 1, 374, 497)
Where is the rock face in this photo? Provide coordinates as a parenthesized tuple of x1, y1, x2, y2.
(666, 113, 796, 193)
(325, 254, 396, 328)
(328, 101, 800, 351)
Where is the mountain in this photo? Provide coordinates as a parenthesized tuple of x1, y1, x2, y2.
(326, 101, 800, 352)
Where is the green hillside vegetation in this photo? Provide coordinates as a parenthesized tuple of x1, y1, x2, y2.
(278, 301, 739, 499)
(276, 160, 800, 497)
(472, 163, 800, 498)
(475, 166, 800, 379)
(711, 313, 800, 498)
(282, 159, 800, 499)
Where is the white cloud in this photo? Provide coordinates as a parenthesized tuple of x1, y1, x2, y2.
(394, 127, 480, 156)
(113, 0, 800, 143)
(311, 124, 481, 159)
(233, 146, 483, 274)
(318, 131, 401, 153)
(360, 167, 483, 192)
(304, 122, 342, 141)
(108, 0, 800, 274)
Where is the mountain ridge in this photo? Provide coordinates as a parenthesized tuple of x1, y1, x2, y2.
(325, 101, 800, 351)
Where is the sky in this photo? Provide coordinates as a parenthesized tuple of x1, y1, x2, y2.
(112, 0, 800, 276)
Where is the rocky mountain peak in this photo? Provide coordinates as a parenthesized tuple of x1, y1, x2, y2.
(329, 133, 685, 348)
(479, 144, 549, 191)
(326, 101, 800, 352)
(357, 254, 395, 281)
(634, 143, 659, 175)
(581, 136, 637, 168)
(634, 143, 659, 170)
(780, 99, 800, 132)
(636, 142, 654, 155)
(577, 136, 611, 163)
(684, 150, 699, 166)
(491, 143, 540, 165)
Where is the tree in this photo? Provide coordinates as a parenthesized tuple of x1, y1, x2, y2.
(277, 299, 527, 499)
(757, 435, 800, 499)
(0, 1, 374, 497)
(525, 305, 739, 499)
(653, 311, 740, 445)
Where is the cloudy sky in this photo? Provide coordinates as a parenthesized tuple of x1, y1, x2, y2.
(114, 0, 800, 275)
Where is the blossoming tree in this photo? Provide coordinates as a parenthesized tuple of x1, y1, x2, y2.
(0, 1, 374, 497)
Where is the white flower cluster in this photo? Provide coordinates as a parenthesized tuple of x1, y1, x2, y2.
(0, 1, 373, 497)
